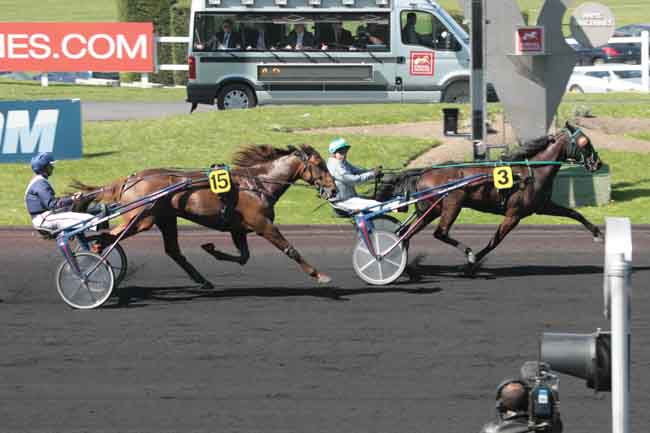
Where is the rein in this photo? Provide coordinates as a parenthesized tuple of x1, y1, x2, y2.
(428, 160, 564, 169)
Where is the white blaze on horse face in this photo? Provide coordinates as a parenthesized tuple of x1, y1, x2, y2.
(577, 135, 589, 148)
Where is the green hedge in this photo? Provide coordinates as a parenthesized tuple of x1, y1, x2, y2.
(116, 0, 189, 86)
(170, 3, 190, 85)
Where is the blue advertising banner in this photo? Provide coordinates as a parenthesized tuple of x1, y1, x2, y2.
(0, 99, 82, 163)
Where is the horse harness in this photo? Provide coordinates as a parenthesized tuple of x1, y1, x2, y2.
(97, 149, 320, 227)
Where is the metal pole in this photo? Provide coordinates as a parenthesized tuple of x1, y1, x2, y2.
(642, 31, 649, 93)
(608, 253, 630, 433)
(470, 0, 486, 160)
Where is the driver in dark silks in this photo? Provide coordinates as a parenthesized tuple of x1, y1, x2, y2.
(24, 152, 94, 232)
(479, 380, 563, 433)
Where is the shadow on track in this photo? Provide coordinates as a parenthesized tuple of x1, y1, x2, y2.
(408, 264, 650, 280)
(407, 264, 605, 280)
(110, 284, 442, 308)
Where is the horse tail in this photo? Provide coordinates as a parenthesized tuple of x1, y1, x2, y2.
(69, 178, 127, 203)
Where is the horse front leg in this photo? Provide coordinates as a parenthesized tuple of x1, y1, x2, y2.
(472, 215, 521, 272)
(257, 220, 331, 284)
(536, 200, 602, 241)
(201, 231, 250, 265)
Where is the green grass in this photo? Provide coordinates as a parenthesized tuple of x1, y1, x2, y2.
(0, 0, 117, 21)
(0, 79, 187, 103)
(629, 131, 650, 141)
(0, 106, 438, 226)
(559, 94, 650, 120)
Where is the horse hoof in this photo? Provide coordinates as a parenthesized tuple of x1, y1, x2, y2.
(201, 243, 215, 253)
(405, 267, 422, 282)
(593, 235, 603, 243)
(198, 281, 215, 290)
(316, 273, 332, 284)
(463, 264, 476, 277)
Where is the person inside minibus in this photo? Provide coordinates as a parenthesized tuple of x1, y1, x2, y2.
(245, 23, 273, 50)
(402, 12, 422, 45)
(368, 23, 388, 45)
(319, 22, 353, 50)
(206, 19, 241, 50)
(351, 24, 385, 49)
(284, 23, 315, 50)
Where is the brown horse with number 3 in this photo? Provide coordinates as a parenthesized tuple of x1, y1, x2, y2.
(72, 144, 337, 288)
(376, 122, 603, 273)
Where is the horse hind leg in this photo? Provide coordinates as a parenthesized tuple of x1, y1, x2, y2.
(156, 217, 213, 290)
(201, 231, 250, 265)
(537, 200, 602, 241)
(433, 198, 475, 265)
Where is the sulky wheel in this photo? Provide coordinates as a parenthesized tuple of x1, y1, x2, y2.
(372, 215, 400, 234)
(353, 229, 408, 285)
(56, 252, 114, 309)
(371, 215, 410, 250)
(82, 236, 128, 287)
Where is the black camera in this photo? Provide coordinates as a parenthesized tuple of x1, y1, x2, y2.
(520, 361, 562, 432)
(486, 362, 562, 433)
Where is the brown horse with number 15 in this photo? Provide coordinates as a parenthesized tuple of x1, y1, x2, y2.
(72, 144, 337, 288)
(376, 122, 603, 273)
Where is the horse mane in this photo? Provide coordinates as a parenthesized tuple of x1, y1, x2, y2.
(232, 144, 317, 168)
(503, 135, 556, 161)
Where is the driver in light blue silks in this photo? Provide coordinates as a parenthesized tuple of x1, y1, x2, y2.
(24, 152, 94, 231)
(326, 138, 383, 213)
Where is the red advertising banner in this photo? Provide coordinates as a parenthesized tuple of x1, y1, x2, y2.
(0, 22, 154, 72)
(409, 51, 434, 76)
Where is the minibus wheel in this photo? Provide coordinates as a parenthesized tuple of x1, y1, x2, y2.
(442, 81, 469, 103)
(217, 84, 257, 110)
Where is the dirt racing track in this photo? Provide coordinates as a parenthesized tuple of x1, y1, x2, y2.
(1, 225, 649, 433)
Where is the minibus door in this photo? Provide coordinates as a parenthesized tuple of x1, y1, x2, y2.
(396, 10, 466, 102)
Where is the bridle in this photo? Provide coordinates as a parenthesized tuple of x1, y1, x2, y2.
(562, 127, 599, 169)
(293, 150, 331, 198)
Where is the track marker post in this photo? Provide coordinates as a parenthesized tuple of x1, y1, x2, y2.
(604, 217, 632, 433)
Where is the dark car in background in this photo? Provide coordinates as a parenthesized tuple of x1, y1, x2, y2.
(569, 41, 641, 66)
(614, 24, 650, 37)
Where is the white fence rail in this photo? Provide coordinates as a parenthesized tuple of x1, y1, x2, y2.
(155, 36, 190, 72)
(139, 35, 190, 85)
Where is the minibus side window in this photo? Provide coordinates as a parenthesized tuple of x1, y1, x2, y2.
(193, 14, 245, 51)
(192, 12, 391, 52)
(400, 11, 460, 51)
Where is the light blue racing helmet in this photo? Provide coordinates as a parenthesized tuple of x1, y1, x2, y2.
(328, 138, 351, 154)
